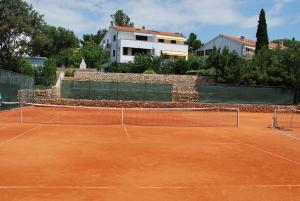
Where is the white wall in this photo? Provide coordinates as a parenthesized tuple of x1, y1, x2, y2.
(101, 27, 188, 63)
(199, 35, 244, 56)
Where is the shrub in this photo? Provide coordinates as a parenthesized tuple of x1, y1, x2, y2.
(19, 58, 35, 76)
(65, 68, 75, 77)
(143, 69, 156, 74)
(186, 69, 215, 75)
(35, 58, 57, 86)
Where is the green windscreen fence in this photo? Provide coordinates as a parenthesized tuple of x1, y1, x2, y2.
(0, 69, 34, 102)
(198, 84, 295, 105)
(61, 80, 172, 102)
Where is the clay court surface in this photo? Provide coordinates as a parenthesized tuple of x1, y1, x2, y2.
(0, 108, 300, 201)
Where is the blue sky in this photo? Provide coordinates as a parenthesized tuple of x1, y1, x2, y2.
(25, 0, 300, 42)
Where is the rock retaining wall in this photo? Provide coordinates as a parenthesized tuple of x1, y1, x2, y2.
(74, 71, 215, 102)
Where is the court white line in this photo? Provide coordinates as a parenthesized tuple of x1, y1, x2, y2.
(0, 185, 300, 189)
(0, 125, 42, 147)
(272, 128, 300, 140)
(216, 130, 300, 166)
(122, 125, 130, 139)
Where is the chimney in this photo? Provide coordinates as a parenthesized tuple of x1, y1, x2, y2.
(280, 41, 284, 49)
(240, 35, 247, 41)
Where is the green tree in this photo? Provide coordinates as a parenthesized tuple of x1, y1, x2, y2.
(54, 48, 82, 68)
(31, 25, 79, 58)
(35, 58, 57, 86)
(186, 33, 202, 52)
(80, 41, 110, 69)
(272, 38, 300, 48)
(19, 58, 35, 76)
(256, 9, 269, 53)
(81, 29, 107, 45)
(0, 0, 44, 71)
(207, 48, 243, 84)
(111, 10, 134, 27)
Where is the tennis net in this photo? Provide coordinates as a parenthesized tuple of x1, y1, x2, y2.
(273, 109, 300, 129)
(0, 102, 239, 127)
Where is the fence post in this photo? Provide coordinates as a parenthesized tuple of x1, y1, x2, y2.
(117, 82, 119, 100)
(144, 83, 147, 101)
(89, 80, 91, 99)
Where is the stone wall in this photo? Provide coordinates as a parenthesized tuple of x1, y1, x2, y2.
(33, 98, 295, 113)
(18, 88, 59, 102)
(74, 71, 215, 102)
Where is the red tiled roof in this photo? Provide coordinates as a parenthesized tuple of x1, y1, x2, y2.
(112, 26, 185, 38)
(222, 34, 287, 49)
(0, 24, 10, 30)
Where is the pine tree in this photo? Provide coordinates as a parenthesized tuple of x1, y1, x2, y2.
(255, 9, 269, 53)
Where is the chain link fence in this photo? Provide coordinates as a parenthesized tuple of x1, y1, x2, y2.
(0, 69, 34, 102)
(197, 84, 296, 105)
(61, 80, 172, 102)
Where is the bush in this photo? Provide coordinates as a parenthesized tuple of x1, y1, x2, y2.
(19, 58, 35, 76)
(186, 68, 216, 75)
(35, 58, 57, 86)
(65, 68, 75, 77)
(143, 69, 156, 74)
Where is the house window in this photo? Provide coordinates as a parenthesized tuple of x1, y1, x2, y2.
(136, 35, 148, 41)
(158, 39, 164, 43)
(107, 39, 109, 43)
(123, 47, 129, 55)
(113, 35, 116, 41)
(197, 51, 204, 56)
(205, 49, 213, 56)
(113, 50, 116, 57)
(171, 40, 177, 44)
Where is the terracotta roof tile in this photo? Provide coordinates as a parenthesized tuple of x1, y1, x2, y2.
(222, 34, 287, 49)
(112, 26, 184, 38)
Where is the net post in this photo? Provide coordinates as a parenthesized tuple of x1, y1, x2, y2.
(273, 109, 277, 128)
(237, 108, 240, 128)
(121, 108, 124, 125)
(20, 102, 23, 124)
(291, 110, 294, 128)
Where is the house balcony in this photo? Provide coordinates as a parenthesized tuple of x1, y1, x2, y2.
(119, 39, 188, 56)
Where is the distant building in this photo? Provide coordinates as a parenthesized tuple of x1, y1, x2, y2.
(196, 34, 286, 57)
(100, 26, 188, 63)
(24, 56, 47, 67)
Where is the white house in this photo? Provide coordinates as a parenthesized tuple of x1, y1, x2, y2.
(100, 26, 188, 63)
(196, 34, 286, 57)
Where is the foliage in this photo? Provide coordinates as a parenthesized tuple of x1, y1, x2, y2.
(272, 38, 300, 49)
(186, 33, 202, 53)
(107, 54, 208, 75)
(31, 25, 80, 58)
(0, 0, 44, 71)
(256, 9, 269, 53)
(81, 29, 107, 45)
(186, 69, 215, 76)
(19, 58, 35, 76)
(80, 41, 110, 69)
(34, 58, 57, 86)
(54, 48, 82, 68)
(111, 10, 134, 27)
(64, 68, 75, 77)
(206, 46, 300, 88)
(143, 69, 156, 74)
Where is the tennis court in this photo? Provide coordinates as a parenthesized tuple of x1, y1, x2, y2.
(0, 105, 300, 201)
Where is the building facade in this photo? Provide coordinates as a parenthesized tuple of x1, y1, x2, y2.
(100, 26, 188, 63)
(196, 35, 285, 57)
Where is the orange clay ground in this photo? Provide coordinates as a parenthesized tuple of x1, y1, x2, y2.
(0, 111, 299, 201)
